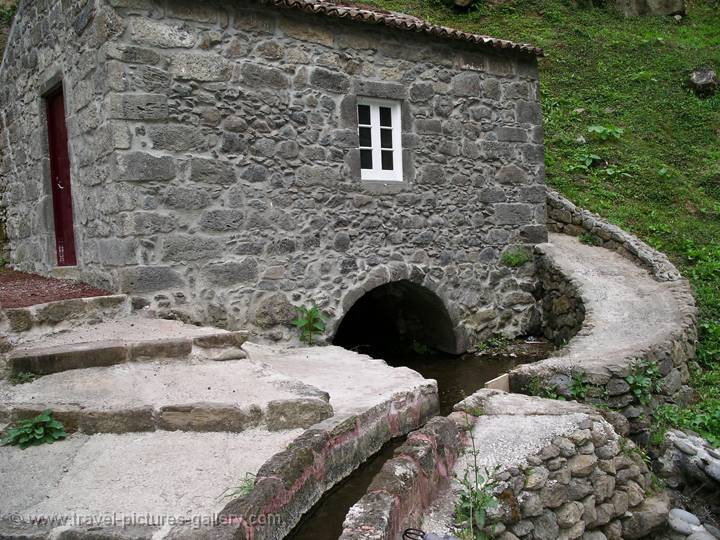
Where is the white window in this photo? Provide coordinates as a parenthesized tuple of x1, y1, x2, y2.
(357, 99, 403, 182)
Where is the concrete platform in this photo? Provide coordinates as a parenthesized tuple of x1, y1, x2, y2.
(0, 358, 332, 433)
(0, 344, 438, 540)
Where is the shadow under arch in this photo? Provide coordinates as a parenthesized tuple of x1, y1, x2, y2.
(332, 279, 459, 356)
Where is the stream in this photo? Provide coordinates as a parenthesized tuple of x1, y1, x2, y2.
(286, 339, 551, 540)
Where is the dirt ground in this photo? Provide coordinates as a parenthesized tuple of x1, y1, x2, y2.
(0, 269, 110, 308)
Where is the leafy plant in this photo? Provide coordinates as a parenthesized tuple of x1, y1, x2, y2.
(570, 371, 588, 400)
(8, 372, 37, 385)
(567, 151, 602, 173)
(579, 232, 603, 246)
(501, 248, 531, 268)
(219, 472, 256, 501)
(625, 359, 662, 406)
(587, 125, 625, 141)
(1, 410, 67, 449)
(455, 416, 498, 540)
(527, 377, 565, 401)
(292, 305, 327, 345)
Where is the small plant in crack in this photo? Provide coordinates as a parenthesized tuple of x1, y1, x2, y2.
(2, 410, 67, 449)
(8, 372, 37, 385)
(455, 416, 499, 540)
(293, 305, 327, 345)
(501, 248, 532, 268)
(219, 472, 256, 501)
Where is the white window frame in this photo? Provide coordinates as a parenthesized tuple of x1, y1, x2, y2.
(357, 98, 404, 182)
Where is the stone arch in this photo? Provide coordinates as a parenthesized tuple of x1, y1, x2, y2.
(330, 263, 469, 355)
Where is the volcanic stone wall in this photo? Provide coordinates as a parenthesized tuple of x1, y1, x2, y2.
(0, 0, 546, 347)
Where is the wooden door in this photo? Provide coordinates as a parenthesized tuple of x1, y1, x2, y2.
(46, 87, 77, 266)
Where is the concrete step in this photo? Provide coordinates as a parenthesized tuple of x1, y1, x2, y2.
(0, 358, 333, 434)
(1, 294, 131, 334)
(6, 317, 248, 376)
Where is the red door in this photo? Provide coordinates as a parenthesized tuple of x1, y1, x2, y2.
(46, 87, 77, 266)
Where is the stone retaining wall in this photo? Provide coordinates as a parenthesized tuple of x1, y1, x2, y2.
(340, 416, 461, 540)
(339, 390, 674, 540)
(514, 191, 699, 443)
(546, 189, 681, 282)
(535, 248, 585, 346)
(458, 402, 665, 539)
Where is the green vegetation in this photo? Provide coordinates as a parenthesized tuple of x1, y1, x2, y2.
(626, 359, 662, 406)
(219, 472, 256, 501)
(8, 372, 37, 385)
(527, 376, 565, 400)
(292, 305, 327, 345)
(368, 0, 720, 443)
(474, 334, 511, 353)
(1, 410, 67, 449)
(500, 248, 532, 267)
(455, 416, 498, 539)
(578, 232, 603, 246)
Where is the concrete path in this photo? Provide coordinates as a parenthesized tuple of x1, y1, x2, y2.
(0, 343, 435, 538)
(519, 233, 689, 376)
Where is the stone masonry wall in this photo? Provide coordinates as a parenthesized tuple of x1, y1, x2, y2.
(340, 390, 672, 540)
(536, 247, 585, 346)
(0, 0, 123, 272)
(1, 0, 546, 349)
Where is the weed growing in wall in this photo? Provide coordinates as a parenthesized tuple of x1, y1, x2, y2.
(8, 371, 36, 385)
(219, 472, 256, 501)
(625, 359, 662, 406)
(293, 305, 327, 345)
(501, 249, 532, 268)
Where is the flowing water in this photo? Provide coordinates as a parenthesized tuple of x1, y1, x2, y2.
(286, 341, 552, 540)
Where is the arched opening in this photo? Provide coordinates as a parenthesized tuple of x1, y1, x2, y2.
(333, 280, 458, 356)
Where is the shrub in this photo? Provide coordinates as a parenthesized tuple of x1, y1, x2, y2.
(292, 305, 327, 345)
(2, 410, 67, 449)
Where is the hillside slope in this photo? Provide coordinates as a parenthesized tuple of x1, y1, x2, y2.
(369, 0, 720, 442)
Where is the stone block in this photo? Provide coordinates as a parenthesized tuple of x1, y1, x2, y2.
(171, 53, 231, 81)
(162, 235, 222, 262)
(158, 403, 262, 432)
(108, 93, 168, 120)
(254, 293, 296, 328)
(115, 152, 176, 182)
(9, 342, 129, 376)
(148, 125, 206, 152)
(199, 209, 245, 232)
(450, 72, 482, 96)
(202, 259, 258, 286)
(310, 67, 350, 93)
(130, 18, 196, 48)
(163, 185, 210, 210)
(265, 398, 334, 431)
(240, 62, 289, 89)
(494, 203, 533, 225)
(119, 265, 185, 293)
(190, 158, 237, 185)
(130, 339, 193, 360)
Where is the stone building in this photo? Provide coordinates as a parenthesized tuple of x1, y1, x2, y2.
(0, 0, 547, 351)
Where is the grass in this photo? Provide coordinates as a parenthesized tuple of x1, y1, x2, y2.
(367, 0, 720, 443)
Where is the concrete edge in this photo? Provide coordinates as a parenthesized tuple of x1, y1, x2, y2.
(5, 331, 249, 376)
(1, 295, 132, 334)
(507, 192, 699, 442)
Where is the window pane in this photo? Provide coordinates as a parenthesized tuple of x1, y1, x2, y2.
(381, 150, 394, 170)
(359, 127, 372, 147)
(379, 107, 392, 127)
(380, 128, 393, 149)
(358, 104, 371, 125)
(360, 149, 373, 170)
